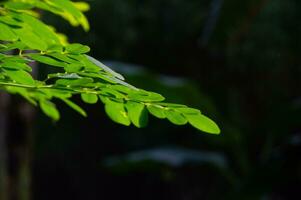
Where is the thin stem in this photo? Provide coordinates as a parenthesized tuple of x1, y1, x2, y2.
(0, 82, 103, 95)
(0, 82, 54, 89)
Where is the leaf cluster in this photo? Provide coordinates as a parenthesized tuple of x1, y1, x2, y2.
(0, 0, 220, 134)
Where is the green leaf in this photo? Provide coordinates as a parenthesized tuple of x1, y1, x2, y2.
(165, 110, 187, 125)
(40, 100, 60, 121)
(104, 99, 131, 126)
(35, 1, 64, 15)
(41, 89, 72, 99)
(185, 114, 220, 134)
(109, 85, 133, 94)
(5, 87, 37, 105)
(2, 56, 30, 63)
(67, 54, 99, 72)
(0, 15, 23, 27)
(128, 90, 165, 102)
(1, 61, 32, 72)
(27, 54, 67, 68)
(81, 93, 98, 104)
(0, 23, 18, 41)
(16, 13, 61, 45)
(3, 69, 35, 85)
(0, 41, 27, 52)
(48, 0, 82, 18)
(55, 77, 93, 87)
(14, 26, 48, 50)
(49, 52, 83, 64)
(4, 2, 34, 10)
(100, 88, 126, 99)
(61, 98, 87, 117)
(157, 103, 187, 108)
(65, 43, 90, 54)
(147, 104, 166, 119)
(175, 107, 201, 115)
(125, 101, 148, 128)
(46, 0, 89, 31)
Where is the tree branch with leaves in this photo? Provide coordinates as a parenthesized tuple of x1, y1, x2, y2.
(0, 0, 220, 134)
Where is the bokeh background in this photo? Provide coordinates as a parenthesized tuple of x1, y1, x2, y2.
(2, 0, 301, 199)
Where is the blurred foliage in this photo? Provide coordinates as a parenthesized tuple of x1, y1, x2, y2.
(32, 0, 301, 199)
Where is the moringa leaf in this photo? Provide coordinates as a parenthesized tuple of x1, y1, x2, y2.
(185, 114, 220, 134)
(175, 107, 201, 115)
(3, 69, 35, 85)
(81, 93, 98, 104)
(45, 0, 90, 31)
(4, 2, 35, 10)
(12, 12, 61, 45)
(165, 109, 188, 125)
(55, 77, 93, 87)
(125, 101, 148, 128)
(0, 23, 18, 41)
(40, 100, 60, 121)
(1, 61, 32, 72)
(61, 98, 87, 117)
(27, 54, 67, 68)
(65, 43, 90, 54)
(147, 105, 166, 119)
(104, 99, 131, 126)
(128, 90, 165, 102)
(14, 26, 48, 50)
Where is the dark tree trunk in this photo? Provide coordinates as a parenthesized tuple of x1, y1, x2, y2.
(0, 92, 10, 200)
(7, 97, 34, 200)
(0, 94, 35, 200)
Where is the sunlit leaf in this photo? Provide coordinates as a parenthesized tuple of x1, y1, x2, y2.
(40, 100, 60, 121)
(147, 104, 166, 119)
(104, 99, 131, 126)
(4, 2, 34, 10)
(0, 23, 18, 41)
(81, 93, 98, 104)
(165, 109, 187, 125)
(61, 98, 87, 117)
(14, 26, 48, 50)
(3, 69, 35, 85)
(65, 43, 90, 54)
(185, 114, 220, 134)
(125, 101, 148, 128)
(27, 54, 67, 68)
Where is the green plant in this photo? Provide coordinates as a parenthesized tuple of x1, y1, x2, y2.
(0, 0, 220, 134)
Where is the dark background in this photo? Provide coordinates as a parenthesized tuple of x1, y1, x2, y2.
(30, 0, 301, 199)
